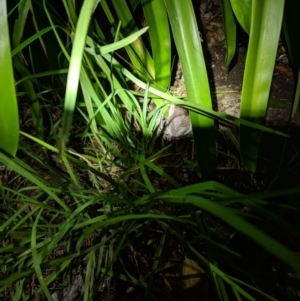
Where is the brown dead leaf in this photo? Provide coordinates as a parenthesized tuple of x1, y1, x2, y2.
(180, 258, 206, 289)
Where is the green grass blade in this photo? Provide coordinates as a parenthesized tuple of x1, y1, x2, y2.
(15, 69, 68, 86)
(166, 195, 300, 273)
(140, 163, 156, 193)
(20, 131, 119, 189)
(59, 0, 98, 153)
(63, 0, 78, 27)
(0, 152, 71, 213)
(146, 232, 166, 293)
(142, 0, 172, 115)
(219, 0, 237, 65)
(269, 68, 300, 185)
(13, 59, 44, 138)
(232, 288, 243, 301)
(11, 0, 31, 48)
(166, 226, 258, 300)
(142, 0, 171, 89)
(12, 279, 25, 301)
(239, 0, 285, 172)
(227, 275, 281, 301)
(83, 251, 94, 301)
(11, 26, 54, 57)
(35, 258, 73, 296)
(12, 0, 44, 139)
(108, 0, 154, 79)
(215, 272, 230, 301)
(0, 0, 19, 156)
(121, 68, 288, 137)
(31, 209, 53, 300)
(164, 0, 216, 176)
(84, 26, 149, 55)
(145, 160, 180, 188)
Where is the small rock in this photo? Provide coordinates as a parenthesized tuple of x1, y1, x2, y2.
(161, 104, 192, 140)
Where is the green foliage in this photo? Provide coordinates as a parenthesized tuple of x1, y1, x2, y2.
(12, 0, 45, 139)
(0, 0, 300, 300)
(0, 0, 19, 156)
(219, 0, 236, 65)
(239, 0, 285, 172)
(165, 0, 217, 176)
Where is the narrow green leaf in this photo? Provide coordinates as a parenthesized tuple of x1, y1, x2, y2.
(59, 0, 98, 153)
(0, 0, 19, 156)
(12, 2, 44, 139)
(83, 251, 94, 301)
(12, 0, 31, 48)
(31, 209, 53, 300)
(121, 68, 288, 137)
(20, 131, 119, 189)
(142, 0, 172, 115)
(35, 259, 73, 296)
(164, 0, 216, 176)
(239, 0, 285, 172)
(146, 233, 166, 298)
(11, 26, 54, 57)
(142, 0, 171, 89)
(84, 26, 149, 55)
(140, 164, 156, 193)
(167, 195, 300, 273)
(219, 0, 237, 65)
(0, 152, 71, 213)
(227, 275, 281, 301)
(109, 0, 155, 80)
(12, 279, 25, 301)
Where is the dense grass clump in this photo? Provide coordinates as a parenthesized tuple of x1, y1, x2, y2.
(0, 0, 300, 300)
